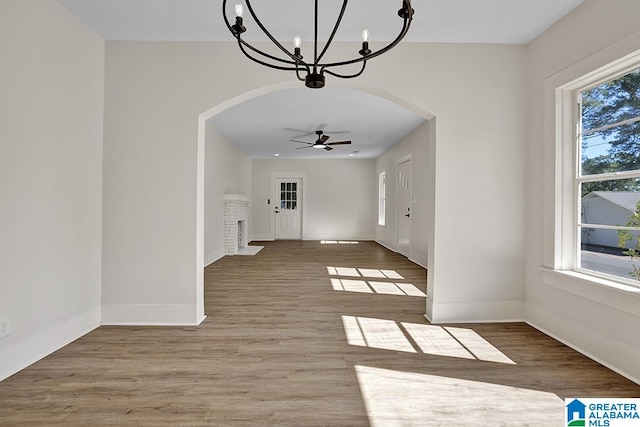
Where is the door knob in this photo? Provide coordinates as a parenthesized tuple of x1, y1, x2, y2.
(405, 213, 410, 217)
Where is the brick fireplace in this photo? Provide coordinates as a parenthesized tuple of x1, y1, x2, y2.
(223, 194, 250, 255)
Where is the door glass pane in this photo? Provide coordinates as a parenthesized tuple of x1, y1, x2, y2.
(287, 182, 292, 191)
(286, 201, 292, 209)
(292, 183, 297, 191)
(292, 192, 296, 200)
(281, 201, 286, 208)
(281, 183, 286, 191)
(292, 201, 297, 210)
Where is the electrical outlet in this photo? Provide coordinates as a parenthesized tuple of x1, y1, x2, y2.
(0, 318, 10, 339)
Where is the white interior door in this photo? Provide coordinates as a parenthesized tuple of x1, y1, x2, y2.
(274, 178, 302, 240)
(397, 159, 411, 257)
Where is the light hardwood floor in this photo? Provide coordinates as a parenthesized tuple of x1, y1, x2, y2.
(0, 241, 638, 426)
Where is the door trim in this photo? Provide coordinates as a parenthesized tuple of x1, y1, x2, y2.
(270, 172, 306, 240)
(396, 155, 412, 257)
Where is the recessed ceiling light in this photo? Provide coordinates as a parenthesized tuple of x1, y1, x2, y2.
(348, 153, 354, 157)
(274, 153, 280, 157)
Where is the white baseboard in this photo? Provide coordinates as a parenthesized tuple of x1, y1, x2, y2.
(409, 257, 427, 269)
(427, 300, 525, 324)
(304, 235, 375, 241)
(0, 305, 101, 382)
(250, 234, 273, 241)
(102, 304, 202, 326)
(526, 304, 640, 385)
(375, 240, 427, 269)
(204, 250, 224, 267)
(374, 239, 397, 253)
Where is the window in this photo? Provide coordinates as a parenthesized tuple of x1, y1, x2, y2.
(378, 172, 386, 226)
(573, 66, 640, 285)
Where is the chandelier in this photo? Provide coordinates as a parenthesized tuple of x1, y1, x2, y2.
(222, 0, 414, 89)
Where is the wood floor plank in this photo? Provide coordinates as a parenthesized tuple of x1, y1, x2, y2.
(0, 241, 637, 426)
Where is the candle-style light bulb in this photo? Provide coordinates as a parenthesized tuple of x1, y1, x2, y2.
(362, 28, 370, 43)
(231, 2, 246, 34)
(359, 28, 371, 56)
(235, 3, 244, 18)
(293, 35, 302, 60)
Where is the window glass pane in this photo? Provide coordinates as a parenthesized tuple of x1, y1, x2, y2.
(582, 68, 640, 131)
(580, 227, 640, 281)
(581, 182, 640, 226)
(581, 177, 640, 199)
(581, 121, 640, 175)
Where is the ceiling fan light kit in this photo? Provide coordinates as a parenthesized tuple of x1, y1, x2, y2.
(290, 130, 352, 152)
(222, 0, 414, 89)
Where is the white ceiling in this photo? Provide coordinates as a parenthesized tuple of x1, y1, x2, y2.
(209, 88, 427, 159)
(57, 0, 583, 159)
(58, 0, 583, 44)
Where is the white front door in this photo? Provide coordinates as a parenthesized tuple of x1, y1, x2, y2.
(397, 159, 411, 257)
(274, 178, 302, 240)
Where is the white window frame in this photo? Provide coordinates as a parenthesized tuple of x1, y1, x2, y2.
(554, 52, 640, 290)
(378, 171, 386, 226)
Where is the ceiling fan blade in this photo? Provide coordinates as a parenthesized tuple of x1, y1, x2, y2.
(326, 140, 351, 146)
(289, 139, 313, 145)
(296, 146, 312, 150)
(324, 146, 334, 151)
(319, 135, 330, 143)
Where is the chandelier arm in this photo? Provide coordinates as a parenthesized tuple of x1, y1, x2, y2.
(316, 0, 349, 64)
(239, 37, 310, 68)
(244, 0, 301, 63)
(322, 61, 367, 79)
(317, 16, 411, 69)
(237, 39, 308, 72)
(313, 0, 319, 67)
(295, 66, 307, 82)
(222, 0, 303, 67)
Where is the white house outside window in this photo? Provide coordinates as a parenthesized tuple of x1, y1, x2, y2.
(574, 65, 640, 286)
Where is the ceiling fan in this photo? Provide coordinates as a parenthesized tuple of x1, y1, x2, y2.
(290, 130, 351, 151)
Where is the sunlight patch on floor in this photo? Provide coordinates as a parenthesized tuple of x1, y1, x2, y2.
(321, 240, 359, 244)
(331, 278, 425, 297)
(443, 326, 516, 364)
(342, 316, 515, 364)
(355, 366, 563, 427)
(327, 266, 405, 280)
(342, 316, 416, 353)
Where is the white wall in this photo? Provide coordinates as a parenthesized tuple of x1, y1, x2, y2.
(375, 122, 431, 268)
(251, 159, 376, 241)
(526, 0, 640, 382)
(204, 123, 252, 266)
(0, 0, 104, 380)
(102, 40, 526, 325)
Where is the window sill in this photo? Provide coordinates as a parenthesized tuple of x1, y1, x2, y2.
(541, 268, 640, 317)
